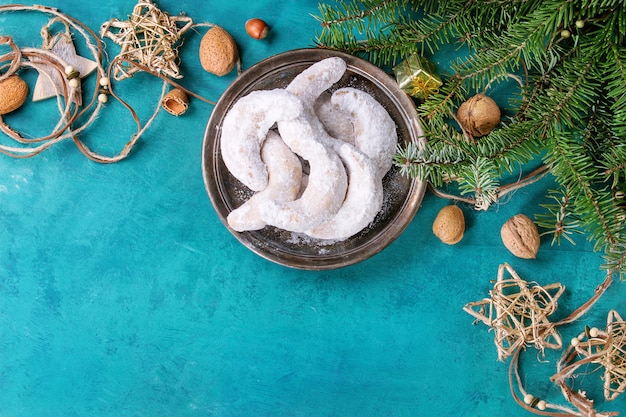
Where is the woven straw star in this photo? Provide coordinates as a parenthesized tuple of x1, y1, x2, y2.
(100, 0, 193, 80)
(566, 310, 626, 401)
(464, 263, 565, 361)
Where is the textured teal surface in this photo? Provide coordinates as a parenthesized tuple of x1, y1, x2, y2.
(0, 1, 625, 416)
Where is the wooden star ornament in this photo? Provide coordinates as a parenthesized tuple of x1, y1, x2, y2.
(100, 0, 193, 81)
(464, 263, 566, 361)
(31, 22, 98, 105)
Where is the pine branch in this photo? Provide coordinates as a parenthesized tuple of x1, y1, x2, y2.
(603, 144, 626, 183)
(535, 188, 584, 245)
(316, 0, 403, 29)
(543, 128, 625, 279)
(457, 156, 500, 210)
(394, 140, 466, 187)
(314, 0, 626, 278)
(314, 0, 416, 65)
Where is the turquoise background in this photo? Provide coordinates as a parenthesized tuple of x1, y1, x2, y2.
(0, 1, 625, 416)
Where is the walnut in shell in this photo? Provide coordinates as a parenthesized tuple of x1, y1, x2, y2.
(457, 93, 501, 137)
(501, 214, 540, 259)
(432, 205, 465, 245)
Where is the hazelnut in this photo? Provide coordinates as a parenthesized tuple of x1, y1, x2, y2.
(456, 93, 501, 137)
(245, 18, 269, 40)
(199, 26, 239, 76)
(432, 205, 465, 245)
(501, 214, 540, 259)
(161, 88, 189, 116)
(0, 74, 29, 115)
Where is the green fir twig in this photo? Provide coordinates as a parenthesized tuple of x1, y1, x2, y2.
(314, 0, 626, 279)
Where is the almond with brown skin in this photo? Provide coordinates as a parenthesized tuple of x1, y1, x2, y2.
(432, 205, 465, 245)
(0, 74, 28, 115)
(501, 214, 540, 259)
(199, 26, 238, 76)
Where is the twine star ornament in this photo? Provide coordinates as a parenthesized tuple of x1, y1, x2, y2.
(100, 0, 193, 81)
(464, 263, 565, 361)
(568, 310, 626, 401)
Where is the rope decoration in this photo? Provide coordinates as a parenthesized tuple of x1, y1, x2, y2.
(100, 0, 193, 81)
(553, 310, 626, 404)
(463, 263, 565, 361)
(0, 6, 109, 161)
(465, 264, 618, 416)
(0, 3, 214, 163)
(509, 347, 618, 417)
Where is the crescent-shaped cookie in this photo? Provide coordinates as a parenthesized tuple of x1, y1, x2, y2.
(261, 116, 348, 233)
(255, 58, 350, 233)
(220, 89, 303, 191)
(314, 92, 355, 144)
(328, 87, 398, 178)
(305, 141, 384, 241)
(285, 57, 347, 109)
(226, 131, 303, 232)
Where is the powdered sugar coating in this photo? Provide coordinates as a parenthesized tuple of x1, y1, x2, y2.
(329, 87, 398, 178)
(262, 115, 348, 233)
(257, 58, 350, 233)
(219, 57, 399, 241)
(305, 141, 383, 240)
(226, 131, 302, 231)
(284, 56, 347, 109)
(220, 89, 303, 191)
(314, 93, 355, 144)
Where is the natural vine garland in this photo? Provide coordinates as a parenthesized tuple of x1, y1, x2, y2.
(553, 310, 626, 404)
(509, 347, 618, 417)
(0, 7, 105, 160)
(507, 307, 625, 417)
(465, 263, 617, 416)
(0, 3, 214, 163)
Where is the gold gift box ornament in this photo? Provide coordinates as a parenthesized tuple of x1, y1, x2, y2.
(393, 53, 442, 100)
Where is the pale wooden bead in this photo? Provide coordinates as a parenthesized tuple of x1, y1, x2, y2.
(523, 394, 534, 405)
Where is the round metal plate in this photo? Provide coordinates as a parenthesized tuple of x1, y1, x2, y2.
(202, 48, 426, 270)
